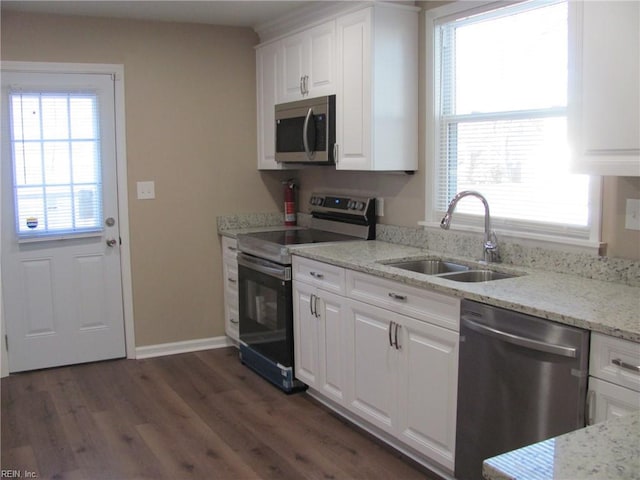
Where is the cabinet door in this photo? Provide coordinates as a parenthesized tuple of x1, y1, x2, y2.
(396, 316, 459, 471)
(281, 22, 336, 103)
(293, 281, 320, 388)
(345, 298, 397, 434)
(571, 1, 640, 175)
(336, 8, 372, 170)
(589, 377, 640, 425)
(307, 21, 335, 97)
(317, 290, 347, 403)
(281, 32, 307, 102)
(256, 41, 282, 170)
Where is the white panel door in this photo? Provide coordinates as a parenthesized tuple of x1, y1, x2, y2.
(317, 289, 346, 403)
(346, 299, 397, 434)
(1, 70, 125, 372)
(293, 281, 320, 388)
(397, 316, 459, 470)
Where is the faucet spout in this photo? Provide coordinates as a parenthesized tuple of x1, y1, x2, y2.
(440, 190, 500, 263)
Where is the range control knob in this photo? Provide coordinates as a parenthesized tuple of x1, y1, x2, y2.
(347, 200, 355, 209)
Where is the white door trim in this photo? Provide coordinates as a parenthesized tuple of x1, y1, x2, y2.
(0, 61, 136, 373)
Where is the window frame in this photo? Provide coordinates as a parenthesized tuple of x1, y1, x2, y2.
(423, 0, 602, 251)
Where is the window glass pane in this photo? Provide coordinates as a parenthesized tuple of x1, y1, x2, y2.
(72, 142, 99, 183)
(13, 142, 43, 186)
(9, 91, 103, 239)
(41, 95, 69, 139)
(70, 96, 97, 139)
(453, 2, 567, 114)
(11, 95, 41, 141)
(16, 187, 45, 234)
(43, 142, 71, 185)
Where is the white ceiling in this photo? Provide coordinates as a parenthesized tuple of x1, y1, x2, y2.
(0, 1, 323, 29)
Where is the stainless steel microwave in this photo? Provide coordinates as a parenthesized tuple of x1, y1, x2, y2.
(275, 95, 335, 164)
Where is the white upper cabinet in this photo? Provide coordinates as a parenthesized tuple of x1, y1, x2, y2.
(256, 41, 282, 170)
(280, 21, 336, 102)
(255, 3, 418, 172)
(570, 1, 640, 176)
(335, 5, 418, 171)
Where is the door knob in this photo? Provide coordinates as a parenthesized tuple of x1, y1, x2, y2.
(106, 238, 118, 247)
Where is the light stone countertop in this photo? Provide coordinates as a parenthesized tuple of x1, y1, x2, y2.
(287, 240, 640, 342)
(482, 412, 640, 480)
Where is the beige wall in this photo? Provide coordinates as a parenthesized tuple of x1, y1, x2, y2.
(1, 11, 289, 346)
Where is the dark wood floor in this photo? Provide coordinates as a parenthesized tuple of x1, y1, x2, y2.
(2, 347, 437, 480)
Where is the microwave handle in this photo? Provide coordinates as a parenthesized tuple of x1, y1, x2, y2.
(303, 107, 314, 160)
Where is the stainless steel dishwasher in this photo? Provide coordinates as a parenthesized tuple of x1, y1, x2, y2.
(454, 299, 590, 480)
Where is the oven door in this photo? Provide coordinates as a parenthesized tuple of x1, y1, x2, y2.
(237, 253, 293, 368)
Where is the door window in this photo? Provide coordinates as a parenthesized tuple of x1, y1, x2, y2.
(9, 91, 103, 240)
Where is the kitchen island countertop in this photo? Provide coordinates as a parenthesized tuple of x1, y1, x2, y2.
(482, 412, 640, 480)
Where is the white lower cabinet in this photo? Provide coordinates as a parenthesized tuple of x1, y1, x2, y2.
(292, 256, 460, 474)
(221, 237, 239, 343)
(588, 333, 640, 424)
(293, 280, 348, 404)
(345, 297, 459, 471)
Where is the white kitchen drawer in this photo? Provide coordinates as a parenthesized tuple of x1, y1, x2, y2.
(588, 377, 640, 425)
(346, 270, 460, 332)
(590, 333, 640, 392)
(223, 259, 238, 296)
(222, 236, 238, 259)
(293, 256, 345, 294)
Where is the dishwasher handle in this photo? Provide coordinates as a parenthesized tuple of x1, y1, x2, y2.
(461, 316, 578, 358)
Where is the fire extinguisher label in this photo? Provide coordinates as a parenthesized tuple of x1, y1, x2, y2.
(285, 202, 296, 222)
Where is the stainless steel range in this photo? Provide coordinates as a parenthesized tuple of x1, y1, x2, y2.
(236, 193, 376, 392)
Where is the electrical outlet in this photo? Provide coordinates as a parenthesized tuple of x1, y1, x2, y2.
(137, 181, 155, 200)
(376, 198, 384, 216)
(625, 199, 640, 231)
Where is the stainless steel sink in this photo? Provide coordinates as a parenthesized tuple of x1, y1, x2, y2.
(437, 269, 517, 282)
(382, 259, 471, 275)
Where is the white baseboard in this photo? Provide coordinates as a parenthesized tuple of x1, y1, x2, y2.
(135, 335, 233, 359)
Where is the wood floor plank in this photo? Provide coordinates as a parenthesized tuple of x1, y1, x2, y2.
(2, 347, 438, 480)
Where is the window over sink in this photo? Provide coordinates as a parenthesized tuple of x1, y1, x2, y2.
(424, 0, 601, 247)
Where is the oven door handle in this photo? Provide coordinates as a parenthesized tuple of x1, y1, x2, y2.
(237, 253, 289, 281)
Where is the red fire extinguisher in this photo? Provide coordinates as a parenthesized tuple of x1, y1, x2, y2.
(283, 179, 296, 226)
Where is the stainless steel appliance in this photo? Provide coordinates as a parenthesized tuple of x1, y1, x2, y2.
(455, 299, 590, 480)
(275, 95, 335, 164)
(237, 193, 375, 392)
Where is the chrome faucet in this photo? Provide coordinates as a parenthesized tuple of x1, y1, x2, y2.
(440, 190, 500, 263)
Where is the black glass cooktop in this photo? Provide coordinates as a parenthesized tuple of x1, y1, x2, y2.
(245, 228, 359, 246)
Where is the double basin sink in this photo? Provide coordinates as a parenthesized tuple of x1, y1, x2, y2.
(380, 258, 520, 282)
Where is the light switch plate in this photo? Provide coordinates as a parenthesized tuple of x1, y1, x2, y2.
(625, 199, 640, 231)
(137, 181, 155, 200)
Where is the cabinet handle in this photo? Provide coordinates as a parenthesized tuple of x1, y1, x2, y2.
(388, 292, 407, 301)
(394, 323, 401, 350)
(388, 321, 394, 347)
(230, 317, 239, 324)
(333, 143, 338, 164)
(310, 271, 324, 279)
(314, 295, 320, 318)
(310, 293, 316, 317)
(612, 358, 640, 372)
(227, 278, 236, 284)
(227, 246, 237, 252)
(586, 390, 595, 426)
(300, 76, 304, 95)
(304, 75, 309, 94)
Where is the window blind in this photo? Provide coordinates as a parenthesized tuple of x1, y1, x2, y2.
(433, 0, 593, 238)
(9, 91, 103, 240)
